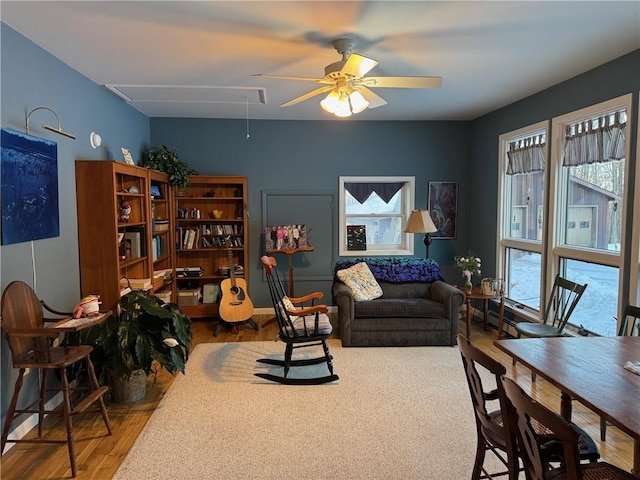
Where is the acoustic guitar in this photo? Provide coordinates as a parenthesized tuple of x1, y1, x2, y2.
(218, 238, 254, 323)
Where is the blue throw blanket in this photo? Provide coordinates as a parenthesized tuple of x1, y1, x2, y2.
(334, 257, 444, 284)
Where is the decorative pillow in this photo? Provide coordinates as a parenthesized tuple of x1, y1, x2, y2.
(278, 295, 298, 321)
(336, 262, 383, 301)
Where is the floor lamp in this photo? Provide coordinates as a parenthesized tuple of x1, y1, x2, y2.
(404, 210, 438, 257)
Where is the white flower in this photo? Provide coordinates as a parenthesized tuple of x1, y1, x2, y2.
(163, 338, 179, 347)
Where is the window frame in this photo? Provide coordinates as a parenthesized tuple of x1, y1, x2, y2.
(497, 94, 633, 335)
(338, 176, 415, 256)
(496, 120, 548, 315)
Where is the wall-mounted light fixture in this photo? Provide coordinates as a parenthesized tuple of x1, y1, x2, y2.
(25, 107, 76, 140)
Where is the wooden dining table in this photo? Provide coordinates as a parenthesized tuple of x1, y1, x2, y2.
(494, 336, 640, 476)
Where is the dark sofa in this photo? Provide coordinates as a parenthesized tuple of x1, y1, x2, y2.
(332, 257, 465, 347)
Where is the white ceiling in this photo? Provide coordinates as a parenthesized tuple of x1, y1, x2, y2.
(2, 1, 639, 121)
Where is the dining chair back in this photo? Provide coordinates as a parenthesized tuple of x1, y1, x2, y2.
(501, 376, 636, 480)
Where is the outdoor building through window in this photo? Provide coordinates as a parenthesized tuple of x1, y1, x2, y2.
(339, 176, 415, 256)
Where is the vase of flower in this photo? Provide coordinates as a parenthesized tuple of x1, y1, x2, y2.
(455, 251, 482, 295)
(464, 275, 473, 294)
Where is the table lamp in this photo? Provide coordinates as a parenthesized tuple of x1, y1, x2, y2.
(404, 210, 438, 257)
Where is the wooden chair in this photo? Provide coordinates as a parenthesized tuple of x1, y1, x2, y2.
(513, 275, 587, 381)
(457, 335, 520, 479)
(255, 256, 338, 385)
(456, 335, 598, 480)
(1, 281, 112, 477)
(600, 302, 640, 440)
(501, 376, 636, 480)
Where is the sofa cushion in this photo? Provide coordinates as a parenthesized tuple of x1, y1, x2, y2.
(354, 298, 446, 319)
(336, 262, 383, 301)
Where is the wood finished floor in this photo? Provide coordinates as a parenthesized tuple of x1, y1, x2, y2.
(0, 315, 635, 479)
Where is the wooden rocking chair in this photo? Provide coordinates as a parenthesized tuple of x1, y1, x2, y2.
(255, 256, 338, 385)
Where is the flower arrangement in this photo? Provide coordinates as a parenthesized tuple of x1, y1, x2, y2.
(454, 251, 482, 284)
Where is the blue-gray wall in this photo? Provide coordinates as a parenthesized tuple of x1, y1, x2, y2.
(1, 24, 149, 440)
(1, 19, 638, 442)
(150, 118, 470, 305)
(468, 50, 639, 293)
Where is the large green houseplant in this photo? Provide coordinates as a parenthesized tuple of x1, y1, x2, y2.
(82, 290, 193, 401)
(141, 144, 197, 188)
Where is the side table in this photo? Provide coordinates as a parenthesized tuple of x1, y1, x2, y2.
(461, 287, 505, 339)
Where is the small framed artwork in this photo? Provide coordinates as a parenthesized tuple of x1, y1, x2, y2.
(150, 185, 162, 199)
(121, 147, 135, 165)
(346, 225, 367, 251)
(428, 181, 458, 239)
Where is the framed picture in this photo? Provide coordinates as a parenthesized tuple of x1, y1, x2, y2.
(121, 147, 135, 165)
(1, 128, 60, 245)
(346, 225, 367, 251)
(428, 182, 458, 239)
(264, 224, 308, 251)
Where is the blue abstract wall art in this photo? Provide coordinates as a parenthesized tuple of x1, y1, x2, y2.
(1, 128, 60, 245)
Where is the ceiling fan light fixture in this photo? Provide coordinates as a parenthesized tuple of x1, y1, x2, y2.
(349, 90, 369, 114)
(320, 89, 341, 113)
(334, 96, 352, 117)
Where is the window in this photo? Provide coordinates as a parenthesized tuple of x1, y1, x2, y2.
(549, 96, 630, 335)
(497, 95, 632, 336)
(338, 176, 415, 256)
(497, 121, 547, 311)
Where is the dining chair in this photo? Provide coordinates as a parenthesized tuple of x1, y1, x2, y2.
(457, 335, 599, 480)
(513, 275, 587, 381)
(0, 281, 112, 478)
(255, 256, 338, 385)
(501, 375, 636, 480)
(600, 302, 640, 440)
(457, 334, 520, 479)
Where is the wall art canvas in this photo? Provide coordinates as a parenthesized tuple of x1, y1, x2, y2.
(428, 181, 457, 239)
(264, 224, 308, 251)
(1, 128, 60, 245)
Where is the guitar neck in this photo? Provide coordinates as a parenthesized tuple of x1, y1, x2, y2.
(227, 247, 236, 287)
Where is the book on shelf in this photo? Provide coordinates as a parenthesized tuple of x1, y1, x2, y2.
(120, 277, 152, 291)
(176, 266, 204, 278)
(124, 231, 144, 258)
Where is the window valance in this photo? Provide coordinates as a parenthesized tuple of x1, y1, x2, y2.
(562, 111, 626, 167)
(344, 182, 404, 204)
(506, 134, 546, 175)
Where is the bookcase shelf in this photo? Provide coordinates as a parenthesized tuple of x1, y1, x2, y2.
(174, 175, 249, 319)
(75, 161, 174, 312)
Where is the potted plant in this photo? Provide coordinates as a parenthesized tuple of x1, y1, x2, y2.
(81, 290, 193, 402)
(140, 144, 197, 188)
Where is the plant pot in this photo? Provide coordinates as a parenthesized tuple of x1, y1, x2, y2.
(111, 369, 147, 403)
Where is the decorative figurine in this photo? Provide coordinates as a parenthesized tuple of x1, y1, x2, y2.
(120, 200, 131, 222)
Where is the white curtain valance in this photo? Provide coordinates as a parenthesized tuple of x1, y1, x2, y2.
(562, 111, 626, 167)
(506, 134, 546, 175)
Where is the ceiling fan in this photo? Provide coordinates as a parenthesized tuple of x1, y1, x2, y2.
(253, 38, 442, 117)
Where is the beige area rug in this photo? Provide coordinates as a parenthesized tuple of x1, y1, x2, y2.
(113, 340, 503, 480)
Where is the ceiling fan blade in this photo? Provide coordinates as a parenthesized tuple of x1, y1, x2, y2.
(280, 85, 335, 107)
(362, 76, 443, 89)
(252, 74, 332, 84)
(358, 87, 387, 109)
(340, 53, 378, 78)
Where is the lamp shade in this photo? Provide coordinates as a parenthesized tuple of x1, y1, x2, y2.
(404, 210, 437, 234)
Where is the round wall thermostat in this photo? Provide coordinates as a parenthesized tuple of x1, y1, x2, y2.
(90, 132, 102, 149)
